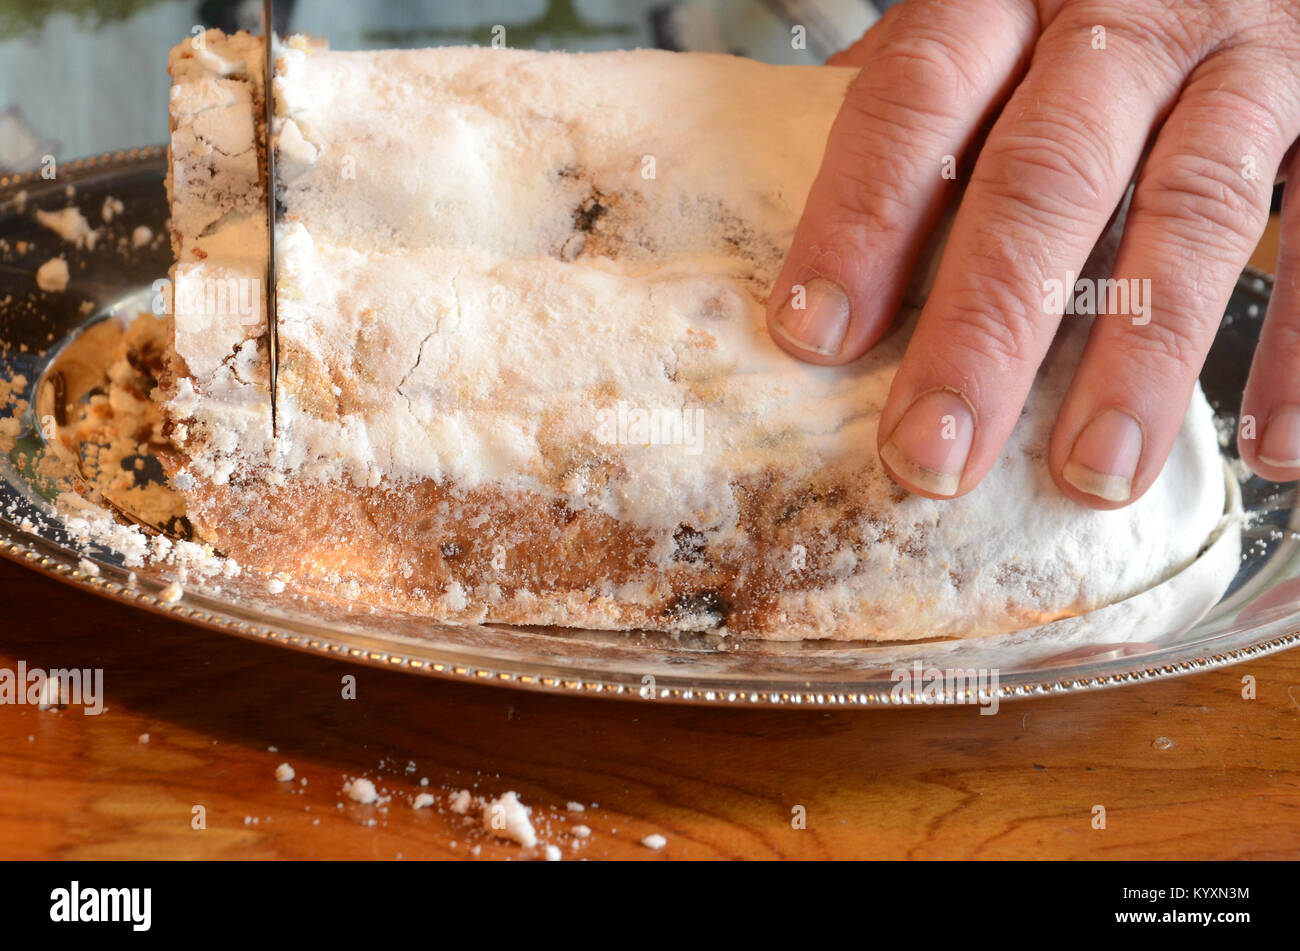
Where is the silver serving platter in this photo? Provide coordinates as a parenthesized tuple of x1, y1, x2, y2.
(2, 150, 1299, 708)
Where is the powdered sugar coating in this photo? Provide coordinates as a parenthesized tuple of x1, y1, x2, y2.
(162, 34, 1228, 640)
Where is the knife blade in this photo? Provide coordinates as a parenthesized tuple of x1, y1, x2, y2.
(262, 0, 279, 436)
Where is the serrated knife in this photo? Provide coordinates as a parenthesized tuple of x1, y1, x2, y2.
(262, 0, 279, 436)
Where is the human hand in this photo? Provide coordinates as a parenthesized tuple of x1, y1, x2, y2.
(767, 0, 1300, 507)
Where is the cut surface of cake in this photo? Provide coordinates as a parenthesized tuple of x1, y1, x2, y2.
(162, 30, 1229, 640)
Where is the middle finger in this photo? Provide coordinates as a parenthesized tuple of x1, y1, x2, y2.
(876, 6, 1201, 499)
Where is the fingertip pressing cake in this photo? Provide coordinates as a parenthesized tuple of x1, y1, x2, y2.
(161, 30, 1229, 640)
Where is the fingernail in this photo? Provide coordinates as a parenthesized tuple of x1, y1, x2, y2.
(879, 390, 975, 497)
(771, 277, 851, 356)
(1259, 404, 1300, 468)
(1063, 409, 1143, 502)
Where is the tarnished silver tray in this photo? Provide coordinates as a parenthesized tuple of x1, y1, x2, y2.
(2, 150, 1298, 708)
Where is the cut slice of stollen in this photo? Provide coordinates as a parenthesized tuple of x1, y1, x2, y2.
(160, 31, 1230, 641)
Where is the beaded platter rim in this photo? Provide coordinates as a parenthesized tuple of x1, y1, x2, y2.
(4, 534, 1299, 708)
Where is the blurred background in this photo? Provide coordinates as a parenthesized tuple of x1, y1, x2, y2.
(0, 0, 886, 170)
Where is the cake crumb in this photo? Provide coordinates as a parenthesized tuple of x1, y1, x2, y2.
(566, 801, 585, 813)
(413, 793, 435, 810)
(35, 207, 98, 249)
(132, 225, 153, 248)
(266, 578, 285, 594)
(543, 843, 562, 861)
(158, 582, 183, 603)
(138, 733, 150, 744)
(572, 824, 591, 838)
(37, 677, 63, 711)
(448, 789, 472, 815)
(344, 777, 378, 804)
(482, 791, 536, 848)
(275, 762, 295, 782)
(35, 257, 69, 292)
(641, 833, 667, 850)
(76, 558, 99, 577)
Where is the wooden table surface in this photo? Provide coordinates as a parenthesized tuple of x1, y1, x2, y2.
(2, 559, 1299, 861)
(1, 231, 1297, 862)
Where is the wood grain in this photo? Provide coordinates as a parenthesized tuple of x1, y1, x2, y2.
(0, 220, 1294, 861)
(2, 558, 1299, 860)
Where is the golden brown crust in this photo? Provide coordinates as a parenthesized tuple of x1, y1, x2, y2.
(179, 457, 1070, 640)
